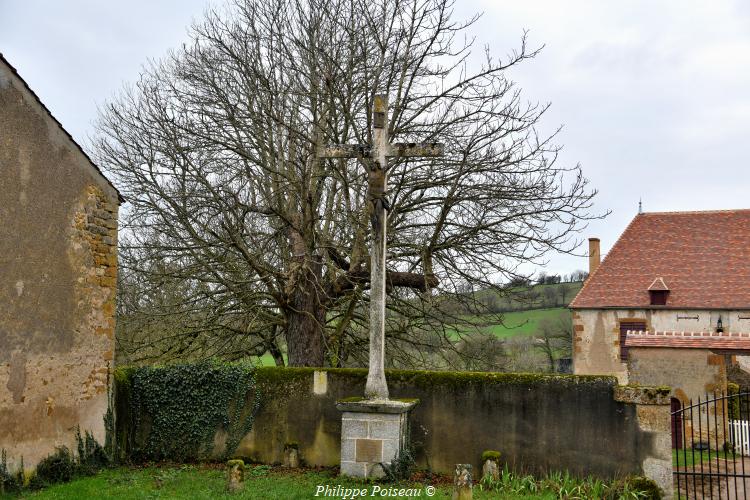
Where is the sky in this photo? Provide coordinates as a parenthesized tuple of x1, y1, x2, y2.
(2, 1, 750, 277)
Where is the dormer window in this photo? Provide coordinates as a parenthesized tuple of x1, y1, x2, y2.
(648, 277, 670, 306)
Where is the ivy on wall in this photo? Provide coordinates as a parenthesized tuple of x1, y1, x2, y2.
(123, 360, 258, 462)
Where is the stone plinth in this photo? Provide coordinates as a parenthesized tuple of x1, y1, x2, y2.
(336, 399, 418, 478)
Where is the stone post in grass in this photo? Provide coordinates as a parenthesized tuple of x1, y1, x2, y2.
(226, 459, 245, 493)
(452, 464, 473, 500)
(283, 443, 300, 468)
(481, 451, 501, 481)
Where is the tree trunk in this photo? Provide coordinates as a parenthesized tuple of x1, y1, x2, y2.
(267, 328, 286, 367)
(285, 256, 326, 367)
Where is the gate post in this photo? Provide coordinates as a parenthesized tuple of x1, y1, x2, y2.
(614, 385, 673, 498)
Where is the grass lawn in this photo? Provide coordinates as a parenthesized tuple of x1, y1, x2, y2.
(5, 465, 554, 500)
(673, 448, 735, 467)
(252, 352, 284, 367)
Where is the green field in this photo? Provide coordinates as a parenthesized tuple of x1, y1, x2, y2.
(474, 308, 570, 338)
(446, 307, 570, 340)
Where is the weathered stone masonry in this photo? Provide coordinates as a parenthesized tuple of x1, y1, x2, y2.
(0, 54, 120, 470)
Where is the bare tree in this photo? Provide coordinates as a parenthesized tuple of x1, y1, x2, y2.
(569, 270, 589, 282)
(558, 282, 572, 305)
(535, 314, 573, 371)
(95, 0, 602, 367)
(542, 286, 558, 307)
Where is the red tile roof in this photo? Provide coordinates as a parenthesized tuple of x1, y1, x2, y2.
(570, 210, 750, 309)
(625, 330, 750, 350)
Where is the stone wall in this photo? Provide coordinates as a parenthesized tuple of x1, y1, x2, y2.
(628, 347, 726, 403)
(115, 367, 672, 492)
(0, 58, 119, 470)
(572, 308, 750, 384)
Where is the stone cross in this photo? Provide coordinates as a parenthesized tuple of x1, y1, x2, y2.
(318, 94, 443, 400)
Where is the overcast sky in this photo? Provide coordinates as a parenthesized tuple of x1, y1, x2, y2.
(2, 1, 749, 277)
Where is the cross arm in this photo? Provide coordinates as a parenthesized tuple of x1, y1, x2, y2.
(318, 144, 372, 159)
(388, 142, 444, 158)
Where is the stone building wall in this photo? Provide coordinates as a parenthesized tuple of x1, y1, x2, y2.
(572, 308, 750, 384)
(627, 347, 727, 446)
(0, 56, 119, 470)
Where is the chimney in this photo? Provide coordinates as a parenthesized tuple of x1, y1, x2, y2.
(588, 238, 601, 275)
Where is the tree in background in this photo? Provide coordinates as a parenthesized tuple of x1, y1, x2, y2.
(535, 314, 573, 371)
(568, 270, 589, 282)
(558, 282, 572, 305)
(97, 0, 601, 367)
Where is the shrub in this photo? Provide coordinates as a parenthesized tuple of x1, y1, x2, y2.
(77, 428, 109, 474)
(34, 447, 76, 486)
(1, 430, 109, 494)
(379, 447, 415, 482)
(624, 476, 662, 499)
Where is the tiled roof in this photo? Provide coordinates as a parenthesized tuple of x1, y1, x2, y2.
(0, 53, 123, 203)
(625, 330, 750, 350)
(570, 210, 750, 309)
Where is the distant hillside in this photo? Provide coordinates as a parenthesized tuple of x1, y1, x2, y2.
(439, 281, 583, 317)
(448, 307, 570, 340)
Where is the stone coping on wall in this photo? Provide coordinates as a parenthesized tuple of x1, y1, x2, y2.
(336, 398, 419, 414)
(613, 385, 671, 406)
(251, 366, 618, 388)
(625, 329, 750, 350)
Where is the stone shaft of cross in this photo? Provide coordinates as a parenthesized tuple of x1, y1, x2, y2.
(318, 94, 443, 400)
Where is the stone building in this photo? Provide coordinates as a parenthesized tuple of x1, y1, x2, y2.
(570, 209, 750, 408)
(0, 54, 121, 469)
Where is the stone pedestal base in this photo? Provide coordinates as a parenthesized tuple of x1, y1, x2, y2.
(336, 399, 418, 478)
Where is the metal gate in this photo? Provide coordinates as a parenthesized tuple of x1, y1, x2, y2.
(673, 392, 750, 499)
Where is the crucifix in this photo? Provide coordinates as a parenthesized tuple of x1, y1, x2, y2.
(318, 94, 443, 400)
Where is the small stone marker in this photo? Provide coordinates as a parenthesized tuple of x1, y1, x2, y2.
(481, 451, 501, 481)
(482, 459, 499, 481)
(226, 459, 245, 493)
(283, 443, 300, 468)
(452, 464, 473, 500)
(313, 370, 328, 395)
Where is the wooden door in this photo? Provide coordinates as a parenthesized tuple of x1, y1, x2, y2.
(671, 397, 683, 449)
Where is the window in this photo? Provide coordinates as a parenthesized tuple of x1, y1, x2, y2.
(649, 290, 668, 305)
(619, 321, 646, 361)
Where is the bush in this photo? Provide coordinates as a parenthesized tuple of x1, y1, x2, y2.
(77, 428, 109, 474)
(34, 447, 76, 486)
(1, 430, 109, 494)
(379, 447, 415, 482)
(624, 476, 662, 500)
